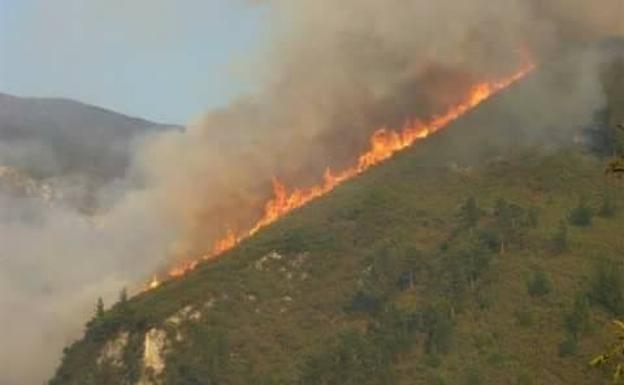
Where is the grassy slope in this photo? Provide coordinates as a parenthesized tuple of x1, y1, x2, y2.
(50, 67, 624, 385)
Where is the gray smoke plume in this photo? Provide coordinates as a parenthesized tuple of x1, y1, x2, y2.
(1, 1, 622, 384)
(138, 0, 622, 258)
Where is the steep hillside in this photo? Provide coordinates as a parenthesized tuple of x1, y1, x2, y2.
(49, 56, 624, 385)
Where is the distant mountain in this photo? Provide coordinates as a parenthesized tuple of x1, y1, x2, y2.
(0, 92, 180, 182)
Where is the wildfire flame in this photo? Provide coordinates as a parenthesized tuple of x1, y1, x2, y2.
(147, 63, 535, 290)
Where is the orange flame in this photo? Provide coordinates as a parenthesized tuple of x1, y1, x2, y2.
(146, 63, 535, 290)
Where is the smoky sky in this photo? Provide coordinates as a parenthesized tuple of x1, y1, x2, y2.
(139, 0, 621, 257)
(1, 1, 622, 384)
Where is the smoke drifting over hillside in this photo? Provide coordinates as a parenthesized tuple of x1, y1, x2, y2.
(1, 1, 622, 384)
(139, 0, 621, 260)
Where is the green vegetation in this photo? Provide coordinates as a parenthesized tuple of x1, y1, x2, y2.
(459, 196, 481, 228)
(299, 330, 392, 385)
(165, 327, 230, 385)
(558, 338, 578, 358)
(527, 272, 552, 298)
(96, 297, 105, 319)
(589, 258, 624, 316)
(564, 293, 591, 339)
(50, 140, 624, 385)
(568, 196, 593, 227)
(119, 288, 128, 305)
(49, 55, 624, 385)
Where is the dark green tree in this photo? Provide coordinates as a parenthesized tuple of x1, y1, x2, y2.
(346, 290, 383, 315)
(527, 271, 552, 297)
(421, 306, 454, 356)
(119, 288, 128, 304)
(459, 196, 481, 229)
(494, 199, 525, 254)
(564, 292, 591, 339)
(96, 297, 105, 318)
(117, 288, 129, 314)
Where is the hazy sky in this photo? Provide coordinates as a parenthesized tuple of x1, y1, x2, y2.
(0, 0, 268, 124)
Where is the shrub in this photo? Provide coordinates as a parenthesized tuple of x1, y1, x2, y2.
(527, 272, 552, 297)
(589, 258, 624, 315)
(478, 228, 502, 252)
(459, 196, 481, 228)
(346, 291, 383, 315)
(421, 306, 454, 355)
(558, 338, 578, 357)
(563, 292, 591, 339)
(568, 197, 593, 227)
(298, 330, 392, 385)
(165, 326, 230, 385)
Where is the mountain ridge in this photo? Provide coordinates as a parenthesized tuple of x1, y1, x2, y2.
(0, 92, 180, 128)
(0, 90, 180, 181)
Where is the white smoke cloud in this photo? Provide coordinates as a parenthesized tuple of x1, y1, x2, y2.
(0, 186, 177, 385)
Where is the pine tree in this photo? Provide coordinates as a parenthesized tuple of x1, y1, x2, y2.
(119, 288, 128, 305)
(96, 297, 105, 318)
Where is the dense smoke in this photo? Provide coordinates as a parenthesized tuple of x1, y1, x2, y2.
(1, 1, 622, 384)
(0, 190, 176, 384)
(140, 0, 622, 259)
